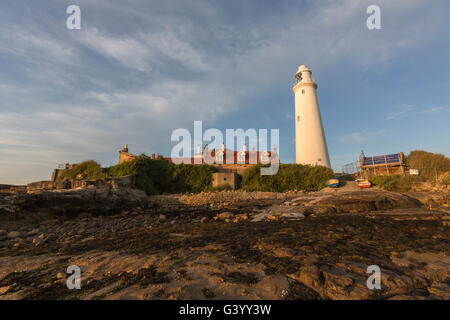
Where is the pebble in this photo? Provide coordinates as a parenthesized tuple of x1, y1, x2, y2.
(7, 231, 20, 239)
(27, 229, 39, 236)
(215, 212, 234, 220)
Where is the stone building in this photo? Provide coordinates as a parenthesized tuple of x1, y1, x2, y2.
(119, 144, 141, 164)
(51, 163, 78, 181)
(167, 143, 279, 190)
(116, 144, 278, 190)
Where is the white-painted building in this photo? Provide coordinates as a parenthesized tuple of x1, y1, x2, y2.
(293, 64, 331, 168)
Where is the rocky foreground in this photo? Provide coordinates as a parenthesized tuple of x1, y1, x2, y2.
(0, 183, 449, 300)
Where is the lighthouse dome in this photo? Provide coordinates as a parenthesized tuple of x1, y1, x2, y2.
(296, 64, 310, 75)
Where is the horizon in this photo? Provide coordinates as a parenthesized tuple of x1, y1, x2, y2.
(1, 0, 450, 185)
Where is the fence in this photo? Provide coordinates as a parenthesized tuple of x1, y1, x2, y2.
(342, 161, 359, 175)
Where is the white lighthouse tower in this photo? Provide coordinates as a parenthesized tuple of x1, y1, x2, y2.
(293, 64, 331, 168)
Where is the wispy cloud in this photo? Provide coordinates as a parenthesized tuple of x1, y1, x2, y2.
(385, 105, 415, 120)
(1, 0, 450, 184)
(338, 130, 385, 145)
(422, 107, 450, 114)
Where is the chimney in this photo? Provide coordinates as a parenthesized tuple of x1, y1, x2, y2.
(243, 144, 247, 152)
(221, 143, 225, 151)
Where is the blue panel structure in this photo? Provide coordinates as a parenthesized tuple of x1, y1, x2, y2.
(361, 153, 401, 166)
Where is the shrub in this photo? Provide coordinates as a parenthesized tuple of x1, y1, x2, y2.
(406, 150, 450, 172)
(405, 150, 450, 181)
(438, 172, 450, 186)
(171, 164, 218, 193)
(106, 156, 217, 195)
(58, 160, 107, 181)
(370, 175, 414, 192)
(241, 164, 333, 192)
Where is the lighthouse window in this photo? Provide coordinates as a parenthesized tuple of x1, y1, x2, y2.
(302, 89, 305, 94)
(297, 116, 300, 122)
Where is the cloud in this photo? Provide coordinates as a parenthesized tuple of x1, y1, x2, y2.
(77, 27, 152, 72)
(337, 130, 385, 145)
(385, 106, 415, 120)
(422, 107, 450, 114)
(1, 0, 450, 184)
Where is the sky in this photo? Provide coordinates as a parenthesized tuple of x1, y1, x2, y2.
(1, 0, 450, 185)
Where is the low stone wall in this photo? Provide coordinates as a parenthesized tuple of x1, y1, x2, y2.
(26, 176, 135, 192)
(27, 181, 71, 192)
(0, 184, 17, 190)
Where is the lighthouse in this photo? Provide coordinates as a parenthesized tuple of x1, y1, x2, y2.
(293, 64, 331, 168)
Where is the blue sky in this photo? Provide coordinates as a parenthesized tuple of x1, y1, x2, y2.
(1, 0, 450, 184)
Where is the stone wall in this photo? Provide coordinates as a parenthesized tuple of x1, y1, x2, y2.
(212, 164, 257, 175)
(26, 176, 135, 192)
(0, 184, 17, 190)
(119, 151, 140, 164)
(27, 180, 71, 192)
(212, 172, 240, 190)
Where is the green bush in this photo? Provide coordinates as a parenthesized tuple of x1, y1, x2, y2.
(241, 164, 333, 192)
(369, 150, 450, 192)
(58, 160, 107, 181)
(406, 150, 450, 171)
(370, 175, 414, 192)
(439, 172, 450, 186)
(106, 156, 217, 195)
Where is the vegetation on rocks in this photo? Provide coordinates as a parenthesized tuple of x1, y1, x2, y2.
(370, 175, 414, 192)
(241, 164, 333, 192)
(370, 150, 450, 192)
(405, 150, 450, 177)
(58, 161, 107, 181)
(107, 156, 218, 195)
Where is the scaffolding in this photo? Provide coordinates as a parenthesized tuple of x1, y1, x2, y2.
(342, 161, 359, 174)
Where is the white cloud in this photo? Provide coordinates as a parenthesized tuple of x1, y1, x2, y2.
(422, 107, 450, 114)
(1, 0, 450, 184)
(77, 27, 152, 72)
(338, 130, 385, 145)
(385, 105, 415, 120)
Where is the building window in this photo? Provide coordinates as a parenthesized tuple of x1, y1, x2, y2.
(297, 115, 300, 122)
(302, 89, 305, 94)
